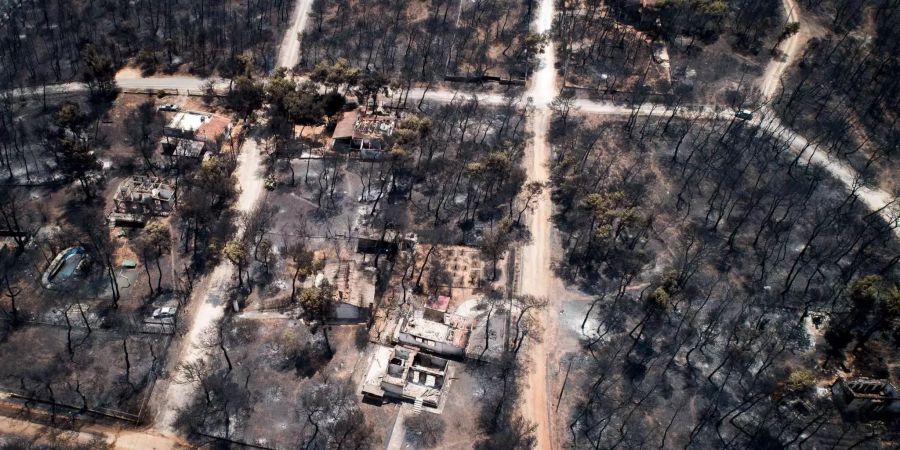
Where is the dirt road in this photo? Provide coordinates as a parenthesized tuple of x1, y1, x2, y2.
(276, 0, 314, 70)
(759, 0, 808, 100)
(519, 108, 555, 450)
(0, 415, 179, 449)
(153, 0, 306, 432)
(518, 0, 558, 448)
(758, 111, 900, 237)
(153, 136, 266, 433)
(9, 0, 312, 100)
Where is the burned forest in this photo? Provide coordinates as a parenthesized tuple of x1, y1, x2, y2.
(0, 0, 898, 449)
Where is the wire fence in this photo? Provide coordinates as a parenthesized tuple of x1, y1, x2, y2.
(0, 321, 174, 425)
(118, 87, 223, 98)
(1, 391, 141, 424)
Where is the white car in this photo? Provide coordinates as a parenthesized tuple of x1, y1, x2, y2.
(152, 306, 177, 319)
(158, 104, 179, 112)
(735, 109, 753, 120)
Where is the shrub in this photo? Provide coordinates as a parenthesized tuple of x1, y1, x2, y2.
(785, 369, 816, 393)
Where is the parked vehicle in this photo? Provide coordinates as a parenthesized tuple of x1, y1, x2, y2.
(152, 306, 177, 319)
(158, 104, 180, 112)
(735, 109, 753, 120)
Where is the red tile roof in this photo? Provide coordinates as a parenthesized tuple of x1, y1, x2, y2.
(333, 111, 359, 139)
(196, 114, 230, 143)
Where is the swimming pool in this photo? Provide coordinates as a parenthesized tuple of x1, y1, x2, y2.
(44, 246, 86, 285)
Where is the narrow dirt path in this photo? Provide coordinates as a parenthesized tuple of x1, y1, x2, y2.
(518, 0, 558, 448)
